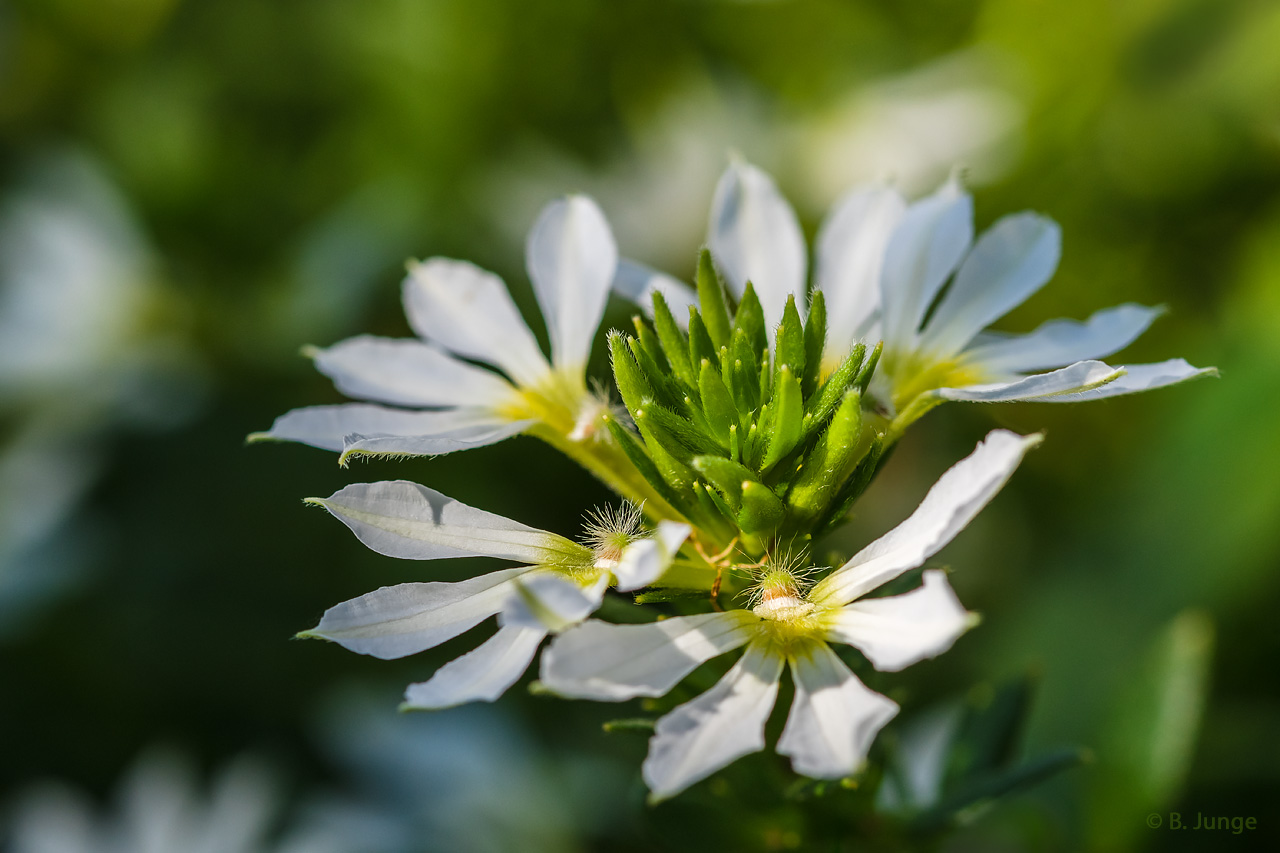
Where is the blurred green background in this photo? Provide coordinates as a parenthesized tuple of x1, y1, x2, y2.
(1, 0, 1277, 850)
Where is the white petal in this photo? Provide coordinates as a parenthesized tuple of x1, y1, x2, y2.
(816, 184, 905, 357)
(312, 480, 589, 565)
(827, 570, 970, 672)
(310, 335, 515, 408)
(1035, 357, 1217, 402)
(707, 160, 807, 332)
(539, 611, 760, 701)
(935, 359, 1124, 402)
(777, 641, 898, 778)
(339, 418, 533, 464)
(611, 521, 691, 592)
(812, 430, 1040, 606)
(402, 258, 550, 386)
(919, 213, 1061, 358)
(526, 195, 617, 370)
(305, 568, 529, 659)
(613, 259, 696, 328)
(251, 404, 512, 453)
(643, 641, 784, 801)
(963, 304, 1164, 372)
(503, 571, 609, 633)
(879, 177, 973, 349)
(401, 623, 546, 710)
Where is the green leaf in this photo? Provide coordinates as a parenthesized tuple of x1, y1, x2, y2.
(603, 717, 657, 733)
(698, 359, 738, 452)
(651, 291, 695, 390)
(760, 364, 804, 474)
(773, 294, 806, 386)
(633, 587, 711, 604)
(733, 281, 767, 356)
(949, 678, 1034, 783)
(696, 248, 731, 351)
(911, 749, 1087, 834)
(1088, 610, 1214, 852)
(802, 289, 827, 398)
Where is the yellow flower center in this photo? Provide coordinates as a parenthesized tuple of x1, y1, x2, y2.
(880, 348, 991, 412)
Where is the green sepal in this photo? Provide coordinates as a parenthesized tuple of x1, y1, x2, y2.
(628, 337, 686, 414)
(729, 328, 760, 415)
(632, 315, 668, 373)
(758, 348, 772, 407)
(640, 400, 722, 458)
(603, 414, 691, 515)
(698, 359, 738, 452)
(698, 480, 740, 529)
(786, 390, 868, 526)
(609, 332, 651, 416)
(696, 248, 731, 351)
(760, 364, 804, 474)
(815, 434, 886, 537)
(773, 294, 806, 385)
(744, 406, 768, 470)
(855, 340, 883, 393)
(806, 342, 866, 425)
(802, 289, 827, 397)
(737, 480, 785, 537)
(733, 281, 768, 356)
(687, 310, 718, 373)
(651, 291, 695, 390)
(691, 454, 755, 511)
(681, 394, 714, 440)
(630, 408, 698, 493)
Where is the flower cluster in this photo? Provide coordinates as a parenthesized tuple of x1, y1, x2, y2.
(259, 160, 1213, 801)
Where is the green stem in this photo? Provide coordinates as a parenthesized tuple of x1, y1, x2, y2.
(529, 423, 685, 522)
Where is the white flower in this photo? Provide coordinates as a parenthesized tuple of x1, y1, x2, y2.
(618, 160, 1214, 416)
(6, 749, 347, 853)
(540, 429, 1039, 801)
(300, 482, 690, 710)
(254, 196, 619, 465)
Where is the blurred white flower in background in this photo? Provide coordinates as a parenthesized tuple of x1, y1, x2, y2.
(302, 691, 628, 853)
(788, 51, 1024, 207)
(483, 51, 1023, 276)
(3, 749, 348, 853)
(0, 151, 204, 637)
